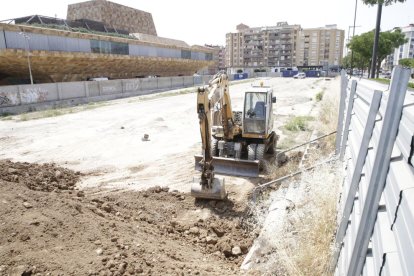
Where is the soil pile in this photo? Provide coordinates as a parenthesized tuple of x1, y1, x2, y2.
(0, 160, 259, 276)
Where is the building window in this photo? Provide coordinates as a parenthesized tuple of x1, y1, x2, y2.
(111, 42, 129, 55)
(90, 40, 128, 55)
(181, 50, 191, 59)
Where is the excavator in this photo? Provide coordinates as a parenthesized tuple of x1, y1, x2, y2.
(191, 72, 278, 200)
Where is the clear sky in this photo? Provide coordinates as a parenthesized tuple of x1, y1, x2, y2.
(0, 0, 413, 46)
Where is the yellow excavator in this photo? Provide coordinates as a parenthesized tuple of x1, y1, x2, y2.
(191, 72, 278, 200)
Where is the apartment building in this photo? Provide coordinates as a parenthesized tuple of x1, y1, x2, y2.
(226, 23, 344, 70)
(296, 25, 344, 67)
(225, 24, 246, 68)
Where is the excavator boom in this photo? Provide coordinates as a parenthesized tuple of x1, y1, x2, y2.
(191, 73, 227, 200)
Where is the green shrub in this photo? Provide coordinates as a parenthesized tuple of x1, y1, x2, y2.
(315, 91, 324, 102)
(285, 116, 312, 131)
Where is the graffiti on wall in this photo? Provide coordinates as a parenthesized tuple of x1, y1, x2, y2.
(101, 85, 118, 95)
(125, 80, 141, 92)
(21, 87, 49, 104)
(0, 92, 19, 106)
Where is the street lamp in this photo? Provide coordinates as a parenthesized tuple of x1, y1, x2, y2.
(19, 32, 33, 85)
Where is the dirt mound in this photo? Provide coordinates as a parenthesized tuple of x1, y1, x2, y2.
(0, 161, 258, 275)
(0, 160, 81, 192)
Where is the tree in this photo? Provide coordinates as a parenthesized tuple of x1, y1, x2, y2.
(362, 0, 405, 5)
(362, 0, 407, 78)
(399, 58, 414, 68)
(348, 29, 407, 77)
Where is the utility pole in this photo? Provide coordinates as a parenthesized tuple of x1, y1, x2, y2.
(349, 0, 358, 76)
(370, 3, 383, 79)
(19, 32, 33, 85)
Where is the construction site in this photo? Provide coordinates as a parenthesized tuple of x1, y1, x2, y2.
(0, 75, 342, 275)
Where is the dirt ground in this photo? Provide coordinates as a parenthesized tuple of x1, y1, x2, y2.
(0, 77, 340, 275)
(0, 160, 260, 276)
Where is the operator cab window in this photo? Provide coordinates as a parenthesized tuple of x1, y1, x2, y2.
(245, 92, 267, 119)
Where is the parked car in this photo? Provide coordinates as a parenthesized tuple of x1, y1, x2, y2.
(383, 72, 392, 79)
(293, 72, 306, 79)
(87, 77, 109, 81)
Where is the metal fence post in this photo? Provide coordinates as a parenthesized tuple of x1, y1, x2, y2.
(335, 70, 348, 155)
(339, 80, 357, 160)
(332, 90, 382, 270)
(346, 66, 411, 276)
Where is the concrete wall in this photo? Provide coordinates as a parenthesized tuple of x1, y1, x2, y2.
(0, 75, 214, 115)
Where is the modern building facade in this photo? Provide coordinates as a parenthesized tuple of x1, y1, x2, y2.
(225, 22, 344, 71)
(67, 0, 157, 36)
(0, 1, 214, 84)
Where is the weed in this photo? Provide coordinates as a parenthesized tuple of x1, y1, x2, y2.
(315, 91, 324, 102)
(284, 116, 313, 131)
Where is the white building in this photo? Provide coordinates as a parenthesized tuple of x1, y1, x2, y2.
(384, 24, 414, 70)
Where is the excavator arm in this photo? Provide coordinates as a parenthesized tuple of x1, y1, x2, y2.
(191, 73, 229, 199)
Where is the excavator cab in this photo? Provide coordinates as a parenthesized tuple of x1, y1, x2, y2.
(242, 87, 275, 138)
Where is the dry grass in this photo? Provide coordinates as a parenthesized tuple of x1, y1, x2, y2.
(280, 163, 340, 275)
(250, 80, 341, 275)
(4, 101, 109, 122)
(254, 163, 341, 276)
(317, 88, 339, 151)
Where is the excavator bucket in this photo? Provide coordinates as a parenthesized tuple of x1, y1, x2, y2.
(191, 176, 227, 200)
(194, 155, 260, 177)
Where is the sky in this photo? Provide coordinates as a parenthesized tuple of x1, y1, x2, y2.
(0, 0, 413, 46)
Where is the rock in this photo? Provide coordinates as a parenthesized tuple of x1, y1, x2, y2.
(106, 260, 115, 269)
(94, 240, 102, 245)
(54, 170, 62, 179)
(118, 262, 127, 272)
(77, 191, 85, 197)
(111, 237, 118, 242)
(135, 267, 143, 273)
(96, 248, 103, 256)
(101, 203, 112, 213)
(29, 221, 40, 226)
(179, 195, 185, 201)
(101, 257, 109, 263)
(232, 246, 242, 256)
(94, 209, 105, 218)
(154, 186, 162, 193)
(0, 265, 7, 272)
(211, 226, 225, 237)
(23, 202, 33, 209)
(20, 234, 30, 241)
(7, 168, 18, 174)
(206, 236, 218, 245)
(189, 227, 199, 235)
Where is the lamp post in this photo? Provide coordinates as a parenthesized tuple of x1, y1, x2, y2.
(347, 25, 361, 53)
(19, 32, 33, 85)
